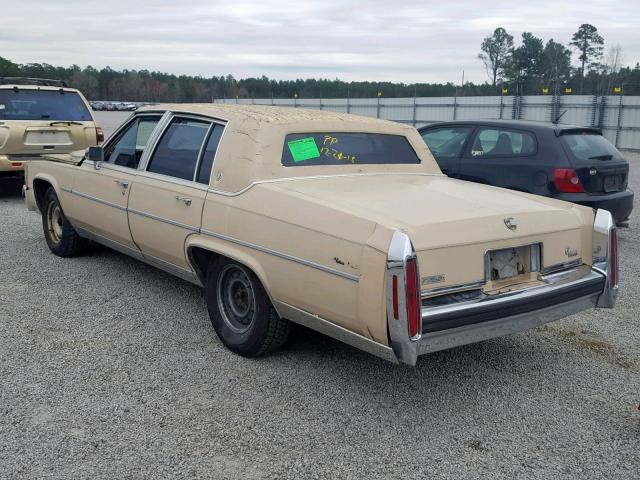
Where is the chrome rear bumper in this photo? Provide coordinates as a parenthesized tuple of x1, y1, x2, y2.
(417, 266, 605, 358)
(386, 209, 619, 365)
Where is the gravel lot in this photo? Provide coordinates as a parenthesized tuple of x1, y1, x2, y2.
(1, 116, 639, 479)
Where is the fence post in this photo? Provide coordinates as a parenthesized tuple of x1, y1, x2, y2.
(412, 95, 417, 126)
(452, 93, 457, 120)
(590, 94, 598, 127)
(615, 93, 623, 148)
(597, 95, 607, 129)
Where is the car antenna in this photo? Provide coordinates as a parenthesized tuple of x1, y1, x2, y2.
(553, 109, 567, 125)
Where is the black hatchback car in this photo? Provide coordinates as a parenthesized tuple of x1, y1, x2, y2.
(419, 120, 633, 225)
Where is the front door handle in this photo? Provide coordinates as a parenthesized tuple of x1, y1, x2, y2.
(175, 195, 192, 206)
(114, 180, 129, 194)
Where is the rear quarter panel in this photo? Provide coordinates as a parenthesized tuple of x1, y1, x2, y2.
(196, 184, 392, 344)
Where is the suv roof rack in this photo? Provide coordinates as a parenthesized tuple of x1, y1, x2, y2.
(0, 77, 68, 87)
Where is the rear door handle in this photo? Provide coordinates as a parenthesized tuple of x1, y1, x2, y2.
(175, 195, 192, 206)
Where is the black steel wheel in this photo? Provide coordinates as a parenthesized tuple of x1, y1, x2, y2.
(206, 258, 290, 357)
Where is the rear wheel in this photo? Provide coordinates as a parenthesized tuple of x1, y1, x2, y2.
(42, 187, 88, 257)
(205, 258, 290, 357)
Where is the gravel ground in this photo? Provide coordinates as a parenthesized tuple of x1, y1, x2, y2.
(0, 135, 638, 478)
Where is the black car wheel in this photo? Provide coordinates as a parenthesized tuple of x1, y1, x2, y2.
(42, 187, 88, 257)
(206, 258, 290, 357)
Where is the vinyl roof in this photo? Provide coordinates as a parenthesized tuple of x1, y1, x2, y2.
(139, 103, 406, 128)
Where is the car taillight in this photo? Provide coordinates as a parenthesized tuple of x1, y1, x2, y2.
(554, 168, 585, 193)
(96, 127, 104, 144)
(392, 275, 399, 320)
(405, 257, 421, 339)
(610, 228, 618, 288)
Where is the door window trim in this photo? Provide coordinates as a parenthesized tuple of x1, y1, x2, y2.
(465, 125, 538, 159)
(138, 112, 227, 187)
(84, 112, 166, 172)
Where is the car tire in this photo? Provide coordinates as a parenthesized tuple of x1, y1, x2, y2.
(205, 257, 290, 357)
(42, 187, 88, 257)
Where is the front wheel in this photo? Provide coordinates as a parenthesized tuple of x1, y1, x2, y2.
(205, 258, 290, 357)
(42, 187, 88, 257)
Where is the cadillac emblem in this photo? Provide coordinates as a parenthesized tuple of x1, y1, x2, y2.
(504, 217, 517, 231)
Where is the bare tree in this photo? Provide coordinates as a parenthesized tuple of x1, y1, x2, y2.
(478, 27, 514, 86)
(601, 44, 625, 93)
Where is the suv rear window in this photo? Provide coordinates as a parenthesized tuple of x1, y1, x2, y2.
(0, 89, 92, 121)
(282, 133, 421, 166)
(560, 132, 623, 163)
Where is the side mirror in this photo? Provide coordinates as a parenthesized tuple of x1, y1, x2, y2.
(87, 146, 104, 169)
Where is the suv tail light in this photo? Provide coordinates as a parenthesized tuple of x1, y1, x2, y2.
(554, 168, 585, 193)
(96, 127, 104, 144)
(610, 228, 618, 288)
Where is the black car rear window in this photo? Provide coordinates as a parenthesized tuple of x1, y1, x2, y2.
(282, 133, 421, 166)
(560, 132, 624, 163)
(0, 89, 92, 121)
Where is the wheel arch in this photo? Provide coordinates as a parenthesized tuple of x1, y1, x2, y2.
(32, 174, 61, 213)
(186, 236, 279, 313)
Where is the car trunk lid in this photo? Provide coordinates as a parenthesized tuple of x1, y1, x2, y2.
(268, 174, 590, 293)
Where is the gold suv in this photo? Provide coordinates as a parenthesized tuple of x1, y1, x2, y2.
(0, 78, 102, 178)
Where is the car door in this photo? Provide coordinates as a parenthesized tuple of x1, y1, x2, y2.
(127, 114, 224, 274)
(458, 125, 539, 191)
(68, 113, 162, 251)
(419, 125, 474, 176)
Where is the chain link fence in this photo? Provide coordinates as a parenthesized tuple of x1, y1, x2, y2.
(214, 95, 640, 152)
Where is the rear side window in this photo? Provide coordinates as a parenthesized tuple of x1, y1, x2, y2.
(281, 133, 421, 166)
(560, 132, 623, 163)
(147, 118, 210, 181)
(421, 126, 473, 158)
(196, 124, 224, 184)
(0, 89, 92, 121)
(471, 127, 536, 157)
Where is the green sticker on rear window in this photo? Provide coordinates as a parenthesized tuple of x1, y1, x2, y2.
(287, 137, 320, 162)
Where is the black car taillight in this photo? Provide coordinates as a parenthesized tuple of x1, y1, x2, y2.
(554, 168, 585, 193)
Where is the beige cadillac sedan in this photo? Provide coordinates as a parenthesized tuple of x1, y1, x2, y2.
(23, 105, 619, 365)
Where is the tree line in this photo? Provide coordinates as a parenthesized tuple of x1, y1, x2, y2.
(1, 22, 638, 102)
(478, 23, 639, 95)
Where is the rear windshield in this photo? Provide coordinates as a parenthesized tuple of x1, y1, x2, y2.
(560, 132, 623, 163)
(281, 133, 421, 166)
(0, 89, 92, 121)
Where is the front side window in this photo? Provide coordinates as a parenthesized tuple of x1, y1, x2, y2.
(421, 126, 473, 158)
(147, 118, 210, 181)
(103, 115, 161, 168)
(471, 128, 536, 157)
(0, 89, 92, 121)
(281, 133, 421, 166)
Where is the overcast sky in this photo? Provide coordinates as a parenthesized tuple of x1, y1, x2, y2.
(2, 0, 638, 84)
